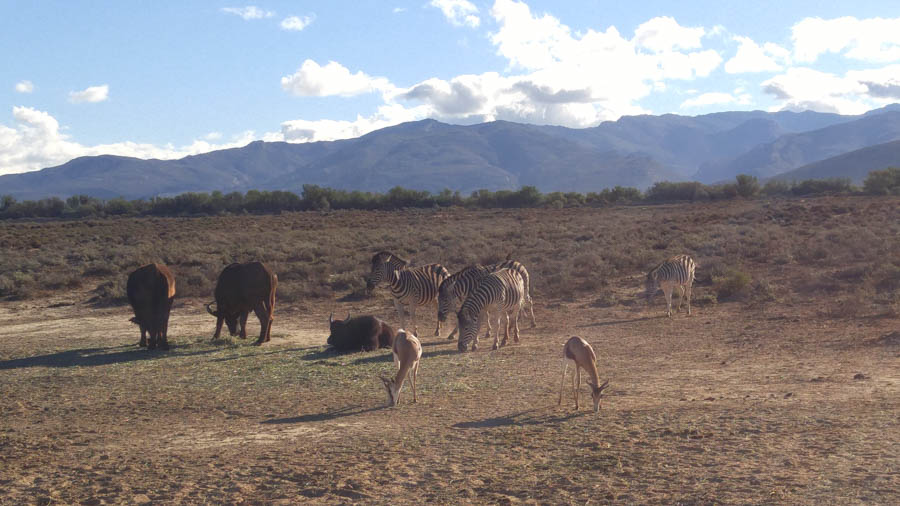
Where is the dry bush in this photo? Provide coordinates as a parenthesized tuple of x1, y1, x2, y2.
(0, 196, 897, 316)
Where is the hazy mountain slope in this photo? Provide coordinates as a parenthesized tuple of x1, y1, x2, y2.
(771, 139, 900, 184)
(696, 111, 900, 182)
(1, 106, 897, 200)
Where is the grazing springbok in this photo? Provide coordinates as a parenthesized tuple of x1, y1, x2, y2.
(380, 328, 423, 406)
(559, 336, 610, 412)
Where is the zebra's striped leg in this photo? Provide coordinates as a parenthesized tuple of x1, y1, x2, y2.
(407, 304, 417, 335)
(686, 283, 693, 316)
(675, 285, 685, 313)
(491, 310, 502, 350)
(558, 358, 569, 406)
(511, 307, 521, 343)
(500, 312, 510, 347)
(528, 296, 536, 328)
(663, 285, 673, 317)
(393, 298, 407, 329)
(447, 325, 458, 340)
(432, 300, 441, 337)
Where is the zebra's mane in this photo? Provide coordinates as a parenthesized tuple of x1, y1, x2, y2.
(372, 251, 409, 267)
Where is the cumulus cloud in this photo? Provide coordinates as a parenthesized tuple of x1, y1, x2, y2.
(15, 80, 34, 93)
(68, 85, 109, 104)
(430, 0, 480, 28)
(280, 104, 429, 143)
(725, 36, 789, 73)
(280, 15, 314, 31)
(281, 60, 393, 97)
(0, 106, 262, 175)
(274, 0, 730, 143)
(633, 16, 705, 53)
(680, 89, 752, 109)
(221, 6, 274, 20)
(792, 16, 900, 63)
(762, 67, 872, 114)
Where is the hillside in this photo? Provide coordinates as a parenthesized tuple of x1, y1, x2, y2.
(1, 106, 899, 199)
(771, 139, 900, 184)
(696, 111, 900, 182)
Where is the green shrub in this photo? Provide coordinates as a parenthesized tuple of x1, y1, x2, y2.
(713, 268, 751, 300)
(863, 167, 900, 195)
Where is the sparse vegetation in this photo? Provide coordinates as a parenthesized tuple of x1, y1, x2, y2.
(1, 171, 892, 220)
(0, 195, 898, 504)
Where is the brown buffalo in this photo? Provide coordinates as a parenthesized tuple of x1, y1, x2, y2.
(206, 262, 277, 345)
(127, 263, 176, 350)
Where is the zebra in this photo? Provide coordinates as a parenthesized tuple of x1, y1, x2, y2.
(437, 260, 536, 340)
(367, 251, 450, 336)
(645, 254, 697, 317)
(456, 268, 527, 352)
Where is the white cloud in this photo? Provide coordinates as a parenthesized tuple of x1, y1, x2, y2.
(792, 16, 900, 64)
(725, 36, 789, 73)
(762, 67, 871, 114)
(221, 6, 274, 20)
(393, 7, 407, 14)
(280, 103, 429, 143)
(430, 0, 480, 28)
(68, 85, 109, 104)
(680, 89, 751, 109)
(15, 80, 34, 93)
(273, 1, 731, 143)
(0, 106, 262, 175)
(280, 15, 314, 31)
(281, 59, 393, 97)
(680, 92, 736, 108)
(850, 65, 900, 101)
(633, 16, 705, 53)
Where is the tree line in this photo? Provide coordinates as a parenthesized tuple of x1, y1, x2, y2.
(1, 168, 898, 220)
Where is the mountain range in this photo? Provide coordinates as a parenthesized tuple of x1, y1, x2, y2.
(3, 105, 900, 200)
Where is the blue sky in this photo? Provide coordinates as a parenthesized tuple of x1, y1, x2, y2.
(2, 0, 900, 175)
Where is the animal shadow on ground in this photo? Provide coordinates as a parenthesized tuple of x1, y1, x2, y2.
(0, 343, 216, 370)
(261, 405, 384, 425)
(576, 316, 658, 328)
(208, 346, 317, 363)
(452, 407, 587, 429)
(351, 347, 460, 365)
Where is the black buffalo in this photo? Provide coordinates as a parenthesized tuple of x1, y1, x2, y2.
(327, 313, 395, 352)
(206, 261, 277, 345)
(127, 263, 176, 350)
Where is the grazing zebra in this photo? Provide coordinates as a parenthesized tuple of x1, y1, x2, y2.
(367, 251, 450, 336)
(645, 254, 697, 317)
(438, 260, 536, 340)
(456, 268, 526, 352)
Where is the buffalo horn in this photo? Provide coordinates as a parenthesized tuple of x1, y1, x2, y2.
(346, 311, 351, 321)
(329, 312, 333, 324)
(205, 301, 217, 316)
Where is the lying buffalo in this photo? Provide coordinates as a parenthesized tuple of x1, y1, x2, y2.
(206, 261, 277, 345)
(327, 313, 395, 353)
(127, 263, 176, 350)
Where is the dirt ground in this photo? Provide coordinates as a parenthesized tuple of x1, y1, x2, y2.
(1, 282, 898, 505)
(2, 199, 900, 504)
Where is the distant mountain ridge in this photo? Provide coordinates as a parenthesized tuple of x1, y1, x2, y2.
(2, 105, 900, 200)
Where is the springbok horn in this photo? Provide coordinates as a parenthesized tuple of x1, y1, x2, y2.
(206, 301, 217, 316)
(598, 379, 610, 395)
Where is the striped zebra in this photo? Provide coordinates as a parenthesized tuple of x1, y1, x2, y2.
(367, 251, 450, 336)
(456, 268, 527, 352)
(645, 254, 697, 317)
(438, 260, 536, 340)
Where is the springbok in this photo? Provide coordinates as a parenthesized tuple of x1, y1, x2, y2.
(380, 328, 423, 406)
(558, 336, 610, 412)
